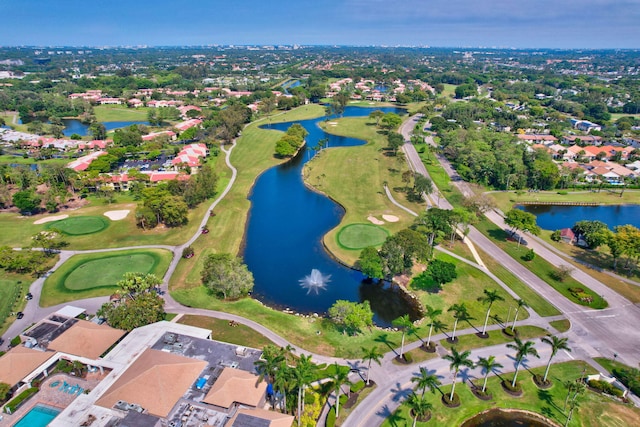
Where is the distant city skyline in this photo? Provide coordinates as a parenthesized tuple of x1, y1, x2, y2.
(1, 0, 639, 49)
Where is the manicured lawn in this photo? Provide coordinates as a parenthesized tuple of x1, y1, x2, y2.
(474, 218, 608, 309)
(442, 84, 458, 98)
(47, 215, 109, 235)
(438, 326, 548, 353)
(337, 223, 390, 249)
(550, 319, 571, 333)
(94, 105, 151, 122)
(0, 155, 68, 166)
(0, 277, 26, 335)
(178, 314, 275, 349)
(40, 249, 172, 306)
(382, 361, 640, 427)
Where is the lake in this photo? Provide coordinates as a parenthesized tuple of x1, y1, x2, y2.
(62, 119, 150, 137)
(519, 204, 640, 230)
(242, 106, 420, 325)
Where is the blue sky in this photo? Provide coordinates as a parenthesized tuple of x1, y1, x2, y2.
(2, 0, 639, 48)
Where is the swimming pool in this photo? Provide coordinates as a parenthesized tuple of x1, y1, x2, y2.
(13, 404, 61, 427)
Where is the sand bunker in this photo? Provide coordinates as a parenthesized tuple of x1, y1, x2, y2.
(34, 214, 68, 225)
(367, 215, 385, 225)
(382, 214, 400, 223)
(104, 210, 130, 221)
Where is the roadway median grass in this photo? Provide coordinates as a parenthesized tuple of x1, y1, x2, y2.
(41, 249, 172, 307)
(474, 218, 608, 309)
(383, 361, 640, 427)
(437, 325, 548, 353)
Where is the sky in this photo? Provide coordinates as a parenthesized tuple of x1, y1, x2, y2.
(1, 0, 639, 49)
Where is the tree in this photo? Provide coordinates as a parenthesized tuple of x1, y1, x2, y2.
(293, 354, 317, 426)
(443, 347, 474, 401)
(412, 366, 441, 397)
(511, 299, 529, 331)
(331, 363, 351, 418)
(160, 196, 189, 227)
(413, 174, 434, 200)
(0, 381, 10, 402)
(381, 112, 402, 130)
(476, 355, 503, 393)
(572, 220, 609, 249)
(505, 209, 540, 247)
(330, 92, 349, 117)
(506, 337, 540, 387)
(273, 360, 295, 413)
(369, 110, 384, 126)
(540, 335, 571, 384)
(12, 190, 40, 213)
(357, 246, 384, 280)
(404, 392, 433, 427)
(328, 300, 374, 335)
(427, 259, 457, 287)
(387, 132, 404, 155)
(89, 122, 106, 140)
(361, 346, 383, 386)
(392, 314, 415, 361)
(565, 397, 581, 427)
(31, 230, 67, 256)
(479, 289, 505, 336)
(201, 253, 254, 300)
(424, 305, 444, 348)
(447, 303, 472, 341)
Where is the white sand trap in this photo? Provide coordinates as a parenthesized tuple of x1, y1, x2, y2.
(328, 121, 338, 125)
(34, 214, 68, 225)
(104, 210, 130, 221)
(367, 215, 385, 225)
(382, 214, 400, 223)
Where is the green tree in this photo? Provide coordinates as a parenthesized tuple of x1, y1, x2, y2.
(361, 346, 383, 386)
(381, 112, 402, 130)
(447, 303, 472, 341)
(479, 289, 505, 336)
(369, 110, 384, 126)
(12, 190, 40, 213)
(443, 347, 474, 401)
(511, 299, 529, 331)
(330, 92, 349, 117)
(98, 290, 164, 331)
(201, 253, 254, 300)
(507, 337, 540, 387)
(293, 354, 317, 426)
(357, 246, 384, 280)
(328, 300, 374, 335)
(31, 230, 67, 256)
(392, 314, 415, 361)
(427, 259, 457, 288)
(331, 363, 351, 418)
(505, 209, 540, 247)
(160, 196, 189, 227)
(476, 355, 503, 393)
(89, 122, 106, 140)
(572, 220, 609, 249)
(387, 132, 404, 155)
(404, 392, 433, 427)
(540, 335, 571, 384)
(424, 305, 444, 348)
(411, 366, 441, 397)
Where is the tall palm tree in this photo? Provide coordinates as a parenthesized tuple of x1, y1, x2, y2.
(404, 392, 433, 427)
(273, 360, 294, 413)
(541, 335, 571, 383)
(255, 344, 285, 384)
(331, 363, 351, 418)
(511, 299, 529, 331)
(361, 346, 383, 386)
(479, 289, 505, 336)
(443, 347, 474, 401)
(565, 398, 581, 427)
(411, 366, 441, 397)
(447, 303, 472, 342)
(423, 305, 443, 348)
(293, 354, 317, 426)
(392, 314, 415, 361)
(427, 319, 447, 348)
(506, 337, 540, 388)
(476, 355, 503, 393)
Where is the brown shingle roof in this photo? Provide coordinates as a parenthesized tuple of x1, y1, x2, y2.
(95, 349, 206, 417)
(203, 367, 266, 409)
(48, 320, 126, 359)
(0, 346, 57, 387)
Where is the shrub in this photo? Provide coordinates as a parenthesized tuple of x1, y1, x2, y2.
(557, 191, 568, 195)
(10, 336, 21, 347)
(550, 230, 562, 242)
(182, 246, 194, 259)
(569, 287, 594, 303)
(4, 387, 38, 414)
(326, 407, 336, 427)
(612, 368, 640, 396)
(522, 249, 535, 261)
(339, 394, 348, 405)
(588, 379, 624, 397)
(403, 352, 413, 363)
(351, 380, 365, 393)
(551, 265, 573, 282)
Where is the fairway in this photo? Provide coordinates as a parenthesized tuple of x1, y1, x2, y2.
(63, 253, 160, 290)
(47, 216, 109, 236)
(337, 223, 389, 249)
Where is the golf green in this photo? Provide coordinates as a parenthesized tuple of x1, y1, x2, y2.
(63, 253, 160, 290)
(337, 223, 389, 249)
(47, 216, 109, 236)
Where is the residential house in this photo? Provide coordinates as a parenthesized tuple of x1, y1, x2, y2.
(517, 134, 558, 145)
(562, 135, 603, 146)
(66, 151, 107, 172)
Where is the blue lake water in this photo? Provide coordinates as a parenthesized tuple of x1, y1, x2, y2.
(243, 106, 419, 325)
(519, 204, 640, 230)
(62, 119, 150, 137)
(14, 404, 61, 427)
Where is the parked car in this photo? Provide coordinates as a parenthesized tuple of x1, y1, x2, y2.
(16, 312, 24, 319)
(26, 292, 33, 300)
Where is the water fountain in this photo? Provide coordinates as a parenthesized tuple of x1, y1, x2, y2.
(299, 269, 331, 294)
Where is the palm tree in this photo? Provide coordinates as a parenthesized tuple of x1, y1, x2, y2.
(404, 392, 433, 427)
(506, 337, 540, 388)
(392, 314, 415, 361)
(476, 355, 503, 393)
(293, 354, 317, 426)
(423, 305, 443, 349)
(273, 360, 294, 413)
(565, 398, 581, 427)
(447, 303, 472, 342)
(541, 335, 571, 384)
(255, 344, 285, 384)
(511, 299, 529, 332)
(479, 289, 505, 336)
(443, 347, 474, 401)
(426, 319, 447, 349)
(411, 366, 441, 397)
(361, 346, 383, 386)
(331, 363, 351, 418)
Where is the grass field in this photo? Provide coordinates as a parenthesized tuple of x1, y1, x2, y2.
(610, 113, 640, 121)
(178, 314, 275, 348)
(0, 155, 69, 166)
(490, 189, 640, 214)
(442, 84, 458, 98)
(93, 105, 152, 122)
(336, 223, 390, 249)
(382, 361, 640, 427)
(437, 325, 548, 352)
(47, 215, 110, 235)
(40, 249, 172, 306)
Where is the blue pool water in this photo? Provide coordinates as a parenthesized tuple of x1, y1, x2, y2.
(14, 404, 61, 427)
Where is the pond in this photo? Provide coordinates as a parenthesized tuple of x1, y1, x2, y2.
(519, 204, 640, 231)
(62, 119, 150, 137)
(242, 106, 421, 326)
(460, 409, 557, 427)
